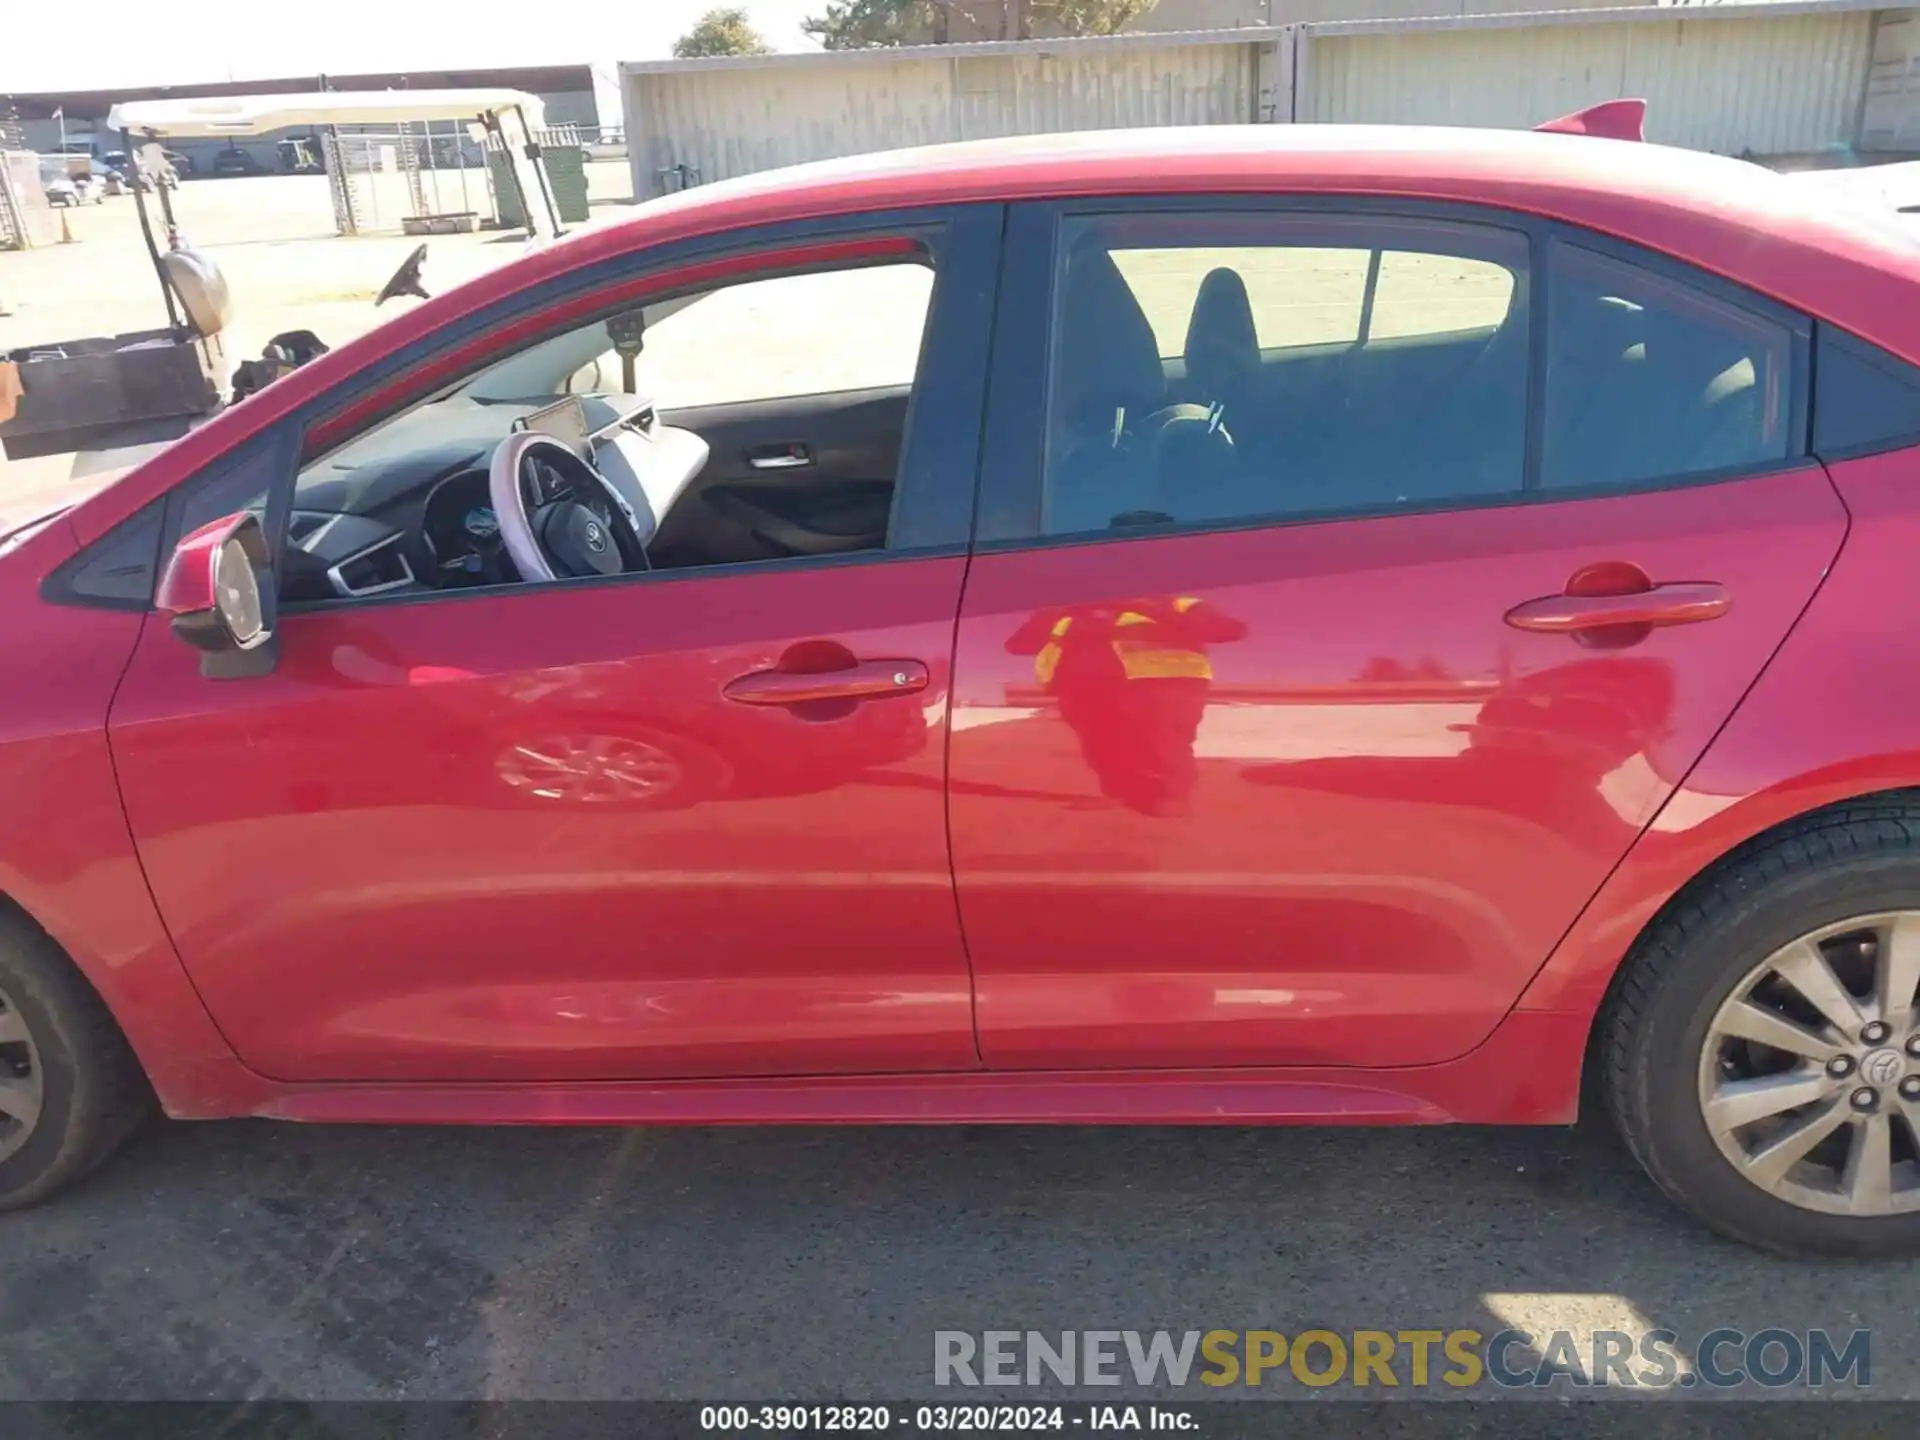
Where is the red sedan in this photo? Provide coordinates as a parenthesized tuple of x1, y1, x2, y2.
(5, 109, 1920, 1256)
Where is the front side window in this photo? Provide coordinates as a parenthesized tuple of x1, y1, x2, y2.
(1541, 241, 1792, 492)
(276, 254, 937, 604)
(620, 264, 933, 410)
(1039, 212, 1530, 536)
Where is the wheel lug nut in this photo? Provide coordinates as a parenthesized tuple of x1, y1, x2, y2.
(1902, 1077, 1920, 1100)
(1827, 1055, 1856, 1078)
(1908, 1036, 1920, 1058)
(1862, 1021, 1893, 1045)
(1852, 1088, 1880, 1111)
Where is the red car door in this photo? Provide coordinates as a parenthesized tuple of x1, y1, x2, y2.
(106, 214, 1000, 1082)
(950, 204, 1847, 1070)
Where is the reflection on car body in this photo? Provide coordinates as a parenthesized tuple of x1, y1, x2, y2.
(9, 109, 1920, 1256)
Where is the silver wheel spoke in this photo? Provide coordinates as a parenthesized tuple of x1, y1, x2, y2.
(1773, 940, 1866, 1036)
(1742, 1098, 1851, 1189)
(1843, 1113, 1895, 1211)
(1703, 912, 1920, 1218)
(1714, 1000, 1840, 1062)
(1706, 1069, 1837, 1131)
(1878, 915, 1920, 1028)
(0, 1009, 25, 1046)
(1900, 1095, 1920, 1148)
(0, 1075, 40, 1130)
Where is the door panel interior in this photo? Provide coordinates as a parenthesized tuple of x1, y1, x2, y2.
(652, 387, 909, 565)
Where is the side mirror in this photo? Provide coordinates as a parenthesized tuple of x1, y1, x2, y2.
(156, 511, 279, 678)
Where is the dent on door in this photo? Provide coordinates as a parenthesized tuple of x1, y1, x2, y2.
(949, 469, 1847, 1070)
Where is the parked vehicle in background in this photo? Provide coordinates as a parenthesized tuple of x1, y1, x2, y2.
(583, 128, 627, 162)
(39, 171, 102, 207)
(8, 107, 1920, 1260)
(276, 135, 324, 174)
(51, 140, 97, 178)
(210, 145, 264, 177)
(97, 150, 177, 191)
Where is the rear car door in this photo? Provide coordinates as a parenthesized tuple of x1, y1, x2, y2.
(950, 200, 1847, 1070)
(104, 211, 1000, 1083)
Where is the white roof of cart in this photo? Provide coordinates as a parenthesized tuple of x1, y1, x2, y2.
(107, 88, 546, 138)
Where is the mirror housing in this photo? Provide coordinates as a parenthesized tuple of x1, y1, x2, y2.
(157, 511, 279, 678)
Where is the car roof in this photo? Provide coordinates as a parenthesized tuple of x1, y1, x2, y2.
(587, 124, 1920, 361)
(55, 124, 1920, 547)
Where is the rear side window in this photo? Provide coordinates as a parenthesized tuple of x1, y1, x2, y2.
(1040, 212, 1529, 536)
(1812, 323, 1920, 460)
(1541, 242, 1793, 492)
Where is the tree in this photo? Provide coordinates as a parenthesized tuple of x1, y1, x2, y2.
(1031, 0, 1154, 35)
(673, 6, 774, 58)
(803, 0, 961, 49)
(803, 0, 1152, 49)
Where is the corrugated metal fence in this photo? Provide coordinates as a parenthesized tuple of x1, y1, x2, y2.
(621, 1, 1907, 199)
(625, 41, 1257, 194)
(1303, 7, 1877, 155)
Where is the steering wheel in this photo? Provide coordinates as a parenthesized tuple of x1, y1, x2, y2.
(489, 432, 649, 583)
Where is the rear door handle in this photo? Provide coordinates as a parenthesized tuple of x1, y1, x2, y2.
(724, 659, 929, 706)
(1504, 581, 1731, 634)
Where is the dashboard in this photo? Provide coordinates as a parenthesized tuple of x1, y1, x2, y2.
(280, 395, 711, 605)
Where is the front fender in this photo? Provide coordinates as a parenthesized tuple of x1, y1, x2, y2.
(0, 518, 253, 1115)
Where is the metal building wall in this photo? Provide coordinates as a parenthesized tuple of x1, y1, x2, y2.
(1303, 8, 1876, 154)
(624, 43, 1254, 195)
(1862, 7, 1920, 148)
(1141, 0, 1633, 23)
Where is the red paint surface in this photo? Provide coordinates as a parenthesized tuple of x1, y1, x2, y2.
(254, 1009, 1589, 1127)
(0, 129, 1915, 1130)
(950, 469, 1844, 1068)
(0, 526, 244, 1109)
(1518, 448, 1920, 1016)
(109, 559, 976, 1081)
(1535, 99, 1648, 143)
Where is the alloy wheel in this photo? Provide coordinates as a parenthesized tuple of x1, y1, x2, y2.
(0, 983, 43, 1164)
(1698, 913, 1920, 1216)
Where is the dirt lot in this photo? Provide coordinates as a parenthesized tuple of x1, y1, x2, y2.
(0, 164, 636, 519)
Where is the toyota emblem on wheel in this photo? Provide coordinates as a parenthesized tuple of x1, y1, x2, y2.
(1862, 1048, 1905, 1088)
(584, 522, 606, 553)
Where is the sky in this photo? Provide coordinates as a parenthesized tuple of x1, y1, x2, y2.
(1, 0, 825, 95)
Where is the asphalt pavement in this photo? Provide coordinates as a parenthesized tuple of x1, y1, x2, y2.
(0, 1112, 1912, 1405)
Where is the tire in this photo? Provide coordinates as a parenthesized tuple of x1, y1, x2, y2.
(1604, 798, 1920, 1256)
(0, 915, 152, 1211)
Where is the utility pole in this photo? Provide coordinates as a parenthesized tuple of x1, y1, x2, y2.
(1007, 0, 1028, 41)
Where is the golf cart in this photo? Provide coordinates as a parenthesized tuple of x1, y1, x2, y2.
(0, 89, 562, 465)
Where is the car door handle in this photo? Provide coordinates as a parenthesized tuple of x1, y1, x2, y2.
(724, 659, 929, 706)
(747, 445, 812, 470)
(1504, 582, 1731, 634)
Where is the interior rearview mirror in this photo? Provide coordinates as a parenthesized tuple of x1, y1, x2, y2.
(156, 511, 280, 678)
(606, 310, 648, 394)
